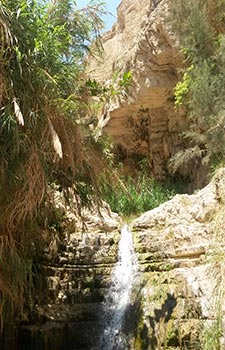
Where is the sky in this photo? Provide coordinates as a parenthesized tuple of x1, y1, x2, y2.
(76, 0, 121, 32)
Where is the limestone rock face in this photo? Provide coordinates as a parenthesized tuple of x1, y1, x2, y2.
(6, 170, 225, 350)
(131, 168, 225, 349)
(15, 190, 121, 350)
(88, 0, 185, 178)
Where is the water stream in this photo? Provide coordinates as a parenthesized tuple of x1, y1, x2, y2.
(97, 224, 138, 350)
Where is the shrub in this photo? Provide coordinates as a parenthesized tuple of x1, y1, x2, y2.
(0, 0, 105, 324)
(101, 172, 175, 217)
(167, 0, 225, 176)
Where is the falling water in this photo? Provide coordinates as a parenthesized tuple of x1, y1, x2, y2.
(98, 224, 138, 350)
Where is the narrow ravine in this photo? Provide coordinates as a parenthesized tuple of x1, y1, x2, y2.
(97, 224, 138, 350)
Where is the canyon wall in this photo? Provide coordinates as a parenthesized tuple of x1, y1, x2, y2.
(17, 201, 121, 350)
(131, 168, 225, 349)
(88, 0, 187, 179)
(1, 2, 224, 349)
(2, 169, 224, 350)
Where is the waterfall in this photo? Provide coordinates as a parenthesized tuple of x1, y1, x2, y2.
(98, 224, 138, 350)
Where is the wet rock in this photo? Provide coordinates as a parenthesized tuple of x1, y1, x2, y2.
(131, 169, 225, 349)
(9, 171, 225, 350)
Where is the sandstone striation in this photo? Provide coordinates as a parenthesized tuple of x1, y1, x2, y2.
(88, 0, 186, 179)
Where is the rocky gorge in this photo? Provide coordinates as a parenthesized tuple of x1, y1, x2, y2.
(1, 0, 225, 349)
(88, 0, 189, 182)
(3, 168, 224, 350)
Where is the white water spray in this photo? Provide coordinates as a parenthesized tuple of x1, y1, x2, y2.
(98, 224, 138, 350)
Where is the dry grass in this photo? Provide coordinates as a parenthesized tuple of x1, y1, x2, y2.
(0, 0, 107, 331)
(0, 235, 32, 323)
(207, 206, 225, 291)
(53, 114, 80, 173)
(3, 144, 46, 233)
(0, 71, 7, 106)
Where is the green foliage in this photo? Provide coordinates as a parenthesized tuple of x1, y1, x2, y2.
(118, 71, 133, 89)
(0, 238, 33, 322)
(174, 65, 193, 106)
(86, 70, 133, 101)
(200, 301, 223, 350)
(0, 0, 105, 112)
(95, 133, 115, 163)
(83, 71, 133, 133)
(167, 0, 215, 62)
(167, 0, 225, 175)
(101, 170, 174, 216)
(105, 70, 133, 100)
(76, 181, 95, 206)
(48, 209, 66, 233)
(0, 0, 106, 216)
(0, 0, 106, 325)
(201, 199, 225, 350)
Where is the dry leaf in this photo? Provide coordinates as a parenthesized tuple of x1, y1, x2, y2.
(49, 122, 63, 159)
(13, 98, 24, 126)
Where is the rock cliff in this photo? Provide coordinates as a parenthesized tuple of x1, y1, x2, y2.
(131, 168, 225, 349)
(17, 197, 121, 350)
(8, 169, 225, 350)
(88, 0, 186, 179)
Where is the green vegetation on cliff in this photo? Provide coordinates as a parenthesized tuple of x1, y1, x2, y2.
(168, 0, 225, 176)
(0, 0, 105, 324)
(101, 167, 174, 216)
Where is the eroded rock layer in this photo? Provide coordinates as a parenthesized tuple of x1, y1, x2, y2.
(131, 168, 225, 349)
(17, 202, 121, 350)
(88, 0, 186, 178)
(9, 170, 225, 350)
